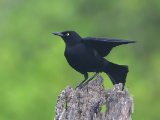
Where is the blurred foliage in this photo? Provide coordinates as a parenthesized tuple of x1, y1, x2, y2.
(0, 0, 160, 120)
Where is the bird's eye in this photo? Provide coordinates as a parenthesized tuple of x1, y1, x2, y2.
(66, 33, 70, 36)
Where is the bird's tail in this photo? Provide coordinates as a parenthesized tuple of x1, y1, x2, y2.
(104, 61, 128, 87)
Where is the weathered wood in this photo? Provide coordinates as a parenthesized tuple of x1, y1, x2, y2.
(55, 75, 133, 120)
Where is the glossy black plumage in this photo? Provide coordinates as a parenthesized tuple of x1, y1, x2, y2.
(53, 31, 135, 88)
(83, 37, 135, 57)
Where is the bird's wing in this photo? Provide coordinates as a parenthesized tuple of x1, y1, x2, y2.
(83, 37, 135, 57)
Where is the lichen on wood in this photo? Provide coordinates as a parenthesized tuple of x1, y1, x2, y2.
(55, 75, 133, 120)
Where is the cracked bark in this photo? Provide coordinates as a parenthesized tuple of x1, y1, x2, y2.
(55, 75, 133, 120)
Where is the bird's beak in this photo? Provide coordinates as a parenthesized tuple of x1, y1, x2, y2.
(52, 32, 63, 37)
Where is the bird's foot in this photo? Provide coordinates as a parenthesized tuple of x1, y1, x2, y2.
(76, 82, 89, 89)
(76, 79, 87, 89)
(76, 84, 83, 89)
(76, 73, 99, 89)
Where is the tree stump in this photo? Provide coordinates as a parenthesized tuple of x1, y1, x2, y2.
(55, 75, 133, 120)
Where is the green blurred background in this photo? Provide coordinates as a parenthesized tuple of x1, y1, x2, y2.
(0, 0, 160, 120)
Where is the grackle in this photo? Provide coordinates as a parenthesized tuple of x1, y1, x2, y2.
(53, 31, 135, 88)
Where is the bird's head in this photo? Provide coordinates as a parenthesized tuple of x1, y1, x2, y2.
(52, 31, 82, 45)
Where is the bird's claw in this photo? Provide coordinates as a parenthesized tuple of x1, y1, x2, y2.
(76, 83, 84, 89)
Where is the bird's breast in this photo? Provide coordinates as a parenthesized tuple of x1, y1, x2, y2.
(65, 44, 89, 62)
(64, 44, 105, 72)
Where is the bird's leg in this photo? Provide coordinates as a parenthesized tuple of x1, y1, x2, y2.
(80, 72, 99, 88)
(88, 72, 99, 82)
(76, 73, 88, 89)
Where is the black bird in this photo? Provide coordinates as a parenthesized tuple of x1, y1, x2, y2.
(53, 31, 135, 88)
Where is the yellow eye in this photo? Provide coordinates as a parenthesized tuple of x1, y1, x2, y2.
(66, 33, 69, 36)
